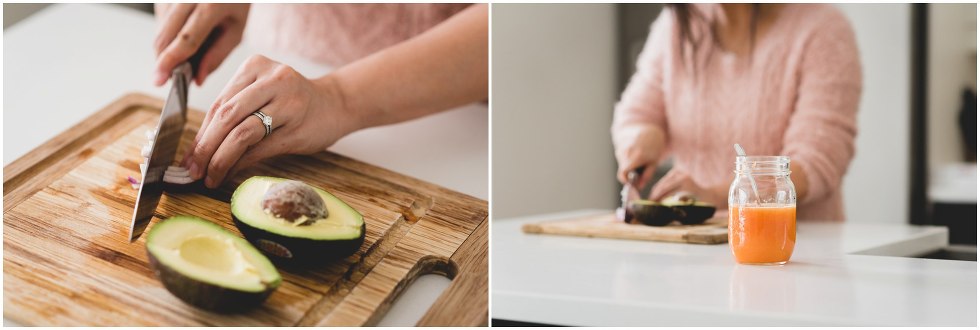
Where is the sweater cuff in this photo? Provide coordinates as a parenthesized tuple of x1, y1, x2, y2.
(787, 148, 827, 204)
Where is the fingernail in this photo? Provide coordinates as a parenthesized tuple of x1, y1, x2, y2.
(154, 71, 167, 86)
(188, 162, 200, 179)
(205, 176, 215, 189)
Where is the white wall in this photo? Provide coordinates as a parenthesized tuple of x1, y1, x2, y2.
(492, 4, 619, 219)
(927, 4, 977, 169)
(836, 4, 911, 224)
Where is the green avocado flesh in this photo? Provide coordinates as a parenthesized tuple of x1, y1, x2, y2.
(145, 216, 281, 312)
(631, 200, 659, 206)
(661, 201, 712, 207)
(231, 176, 364, 240)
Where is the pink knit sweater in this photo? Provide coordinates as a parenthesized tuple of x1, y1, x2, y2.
(613, 4, 862, 221)
(245, 4, 471, 67)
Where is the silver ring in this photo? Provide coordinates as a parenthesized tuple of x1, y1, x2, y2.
(251, 110, 272, 138)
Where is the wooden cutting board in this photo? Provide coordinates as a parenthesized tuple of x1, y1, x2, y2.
(3, 93, 488, 326)
(522, 212, 729, 244)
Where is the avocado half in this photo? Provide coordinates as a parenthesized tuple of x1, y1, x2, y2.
(231, 176, 365, 265)
(629, 200, 676, 226)
(145, 215, 281, 313)
(662, 201, 717, 225)
(629, 199, 717, 227)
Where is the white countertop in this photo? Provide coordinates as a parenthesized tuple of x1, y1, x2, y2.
(492, 210, 977, 326)
(2, 3, 486, 326)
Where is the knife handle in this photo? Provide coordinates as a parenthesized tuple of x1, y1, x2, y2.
(628, 166, 646, 185)
(187, 29, 221, 78)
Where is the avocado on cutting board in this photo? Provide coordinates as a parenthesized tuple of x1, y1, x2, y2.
(522, 212, 728, 244)
(2, 93, 488, 326)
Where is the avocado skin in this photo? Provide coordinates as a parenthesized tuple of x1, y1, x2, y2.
(147, 251, 275, 313)
(629, 200, 717, 226)
(232, 216, 366, 266)
(162, 179, 206, 194)
(630, 201, 676, 226)
(674, 204, 716, 225)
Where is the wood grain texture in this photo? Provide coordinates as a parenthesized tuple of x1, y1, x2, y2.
(3, 93, 488, 326)
(417, 219, 488, 326)
(522, 213, 728, 244)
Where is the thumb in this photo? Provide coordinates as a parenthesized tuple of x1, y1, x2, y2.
(648, 169, 684, 201)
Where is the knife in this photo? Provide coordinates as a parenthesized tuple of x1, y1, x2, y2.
(617, 166, 645, 223)
(129, 62, 192, 241)
(128, 31, 219, 242)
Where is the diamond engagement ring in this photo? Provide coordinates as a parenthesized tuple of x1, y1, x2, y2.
(252, 110, 273, 138)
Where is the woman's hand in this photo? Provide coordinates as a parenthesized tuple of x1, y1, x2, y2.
(177, 4, 489, 189)
(180, 55, 356, 188)
(613, 126, 666, 188)
(153, 3, 250, 86)
(648, 168, 727, 206)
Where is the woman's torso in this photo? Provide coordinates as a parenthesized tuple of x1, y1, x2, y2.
(244, 4, 470, 67)
(659, 4, 848, 220)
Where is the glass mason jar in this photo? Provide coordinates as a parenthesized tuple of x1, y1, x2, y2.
(728, 156, 797, 265)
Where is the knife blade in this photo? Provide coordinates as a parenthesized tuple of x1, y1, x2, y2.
(617, 166, 645, 223)
(129, 62, 192, 241)
(128, 31, 220, 241)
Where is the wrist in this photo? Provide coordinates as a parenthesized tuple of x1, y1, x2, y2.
(313, 74, 361, 135)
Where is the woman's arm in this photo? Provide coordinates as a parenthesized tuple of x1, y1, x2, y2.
(321, 4, 488, 130)
(611, 10, 674, 186)
(781, 9, 862, 202)
(181, 5, 489, 187)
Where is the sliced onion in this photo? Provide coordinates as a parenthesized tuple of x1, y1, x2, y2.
(163, 166, 194, 185)
(163, 174, 194, 185)
(166, 166, 189, 175)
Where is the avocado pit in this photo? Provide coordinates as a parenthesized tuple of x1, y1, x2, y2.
(261, 180, 328, 226)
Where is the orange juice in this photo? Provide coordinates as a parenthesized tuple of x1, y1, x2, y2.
(729, 205, 796, 265)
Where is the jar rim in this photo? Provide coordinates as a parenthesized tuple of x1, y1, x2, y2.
(734, 156, 791, 175)
(735, 156, 789, 164)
